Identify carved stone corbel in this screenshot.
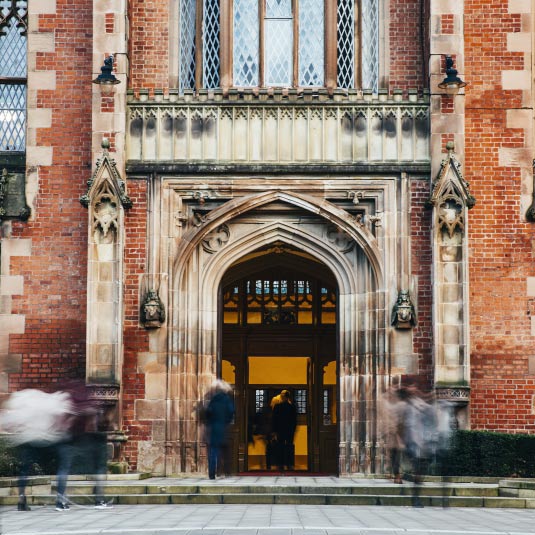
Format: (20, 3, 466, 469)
(391, 289, 417, 329)
(140, 289, 166, 329)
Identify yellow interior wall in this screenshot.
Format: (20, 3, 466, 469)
(222, 360, 235, 385)
(324, 360, 336, 384)
(248, 356, 308, 384)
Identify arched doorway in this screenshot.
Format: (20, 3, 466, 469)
(166, 190, 387, 476)
(219, 244, 338, 474)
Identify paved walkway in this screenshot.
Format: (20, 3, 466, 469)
(2, 503, 535, 535)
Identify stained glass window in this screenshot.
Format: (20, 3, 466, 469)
(0, 0, 27, 152)
(223, 276, 335, 326)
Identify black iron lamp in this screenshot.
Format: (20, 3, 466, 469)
(438, 55, 467, 90)
(92, 56, 120, 85)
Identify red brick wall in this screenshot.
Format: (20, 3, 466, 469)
(389, 0, 426, 91)
(121, 179, 150, 468)
(465, 0, 535, 431)
(8, 0, 93, 391)
(410, 178, 433, 389)
(129, 0, 170, 93)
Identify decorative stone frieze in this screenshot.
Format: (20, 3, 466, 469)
(126, 96, 430, 165)
(435, 385, 470, 403)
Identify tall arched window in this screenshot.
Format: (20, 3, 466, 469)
(178, 0, 379, 93)
(0, 0, 27, 152)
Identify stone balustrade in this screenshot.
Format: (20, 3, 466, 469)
(126, 89, 430, 166)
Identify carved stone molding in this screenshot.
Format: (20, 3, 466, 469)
(140, 289, 166, 329)
(435, 386, 470, 404)
(428, 143, 476, 212)
(87, 384, 120, 406)
(201, 223, 230, 253)
(325, 224, 356, 253)
(80, 139, 132, 210)
(0, 168, 30, 220)
(391, 289, 417, 329)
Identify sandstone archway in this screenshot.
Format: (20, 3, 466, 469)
(165, 191, 387, 475)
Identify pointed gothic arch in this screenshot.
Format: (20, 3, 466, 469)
(164, 190, 389, 475)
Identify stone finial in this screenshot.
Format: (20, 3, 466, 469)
(446, 141, 455, 153)
(102, 138, 110, 150)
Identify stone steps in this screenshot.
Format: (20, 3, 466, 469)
(3, 492, 534, 508)
(3, 476, 534, 508)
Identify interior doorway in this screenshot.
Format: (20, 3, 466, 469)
(220, 245, 338, 474)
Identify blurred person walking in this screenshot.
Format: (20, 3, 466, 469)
(271, 389, 297, 471)
(378, 386, 407, 484)
(401, 385, 437, 507)
(204, 380, 235, 479)
(0, 388, 76, 511)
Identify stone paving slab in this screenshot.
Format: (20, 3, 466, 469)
(2, 504, 535, 535)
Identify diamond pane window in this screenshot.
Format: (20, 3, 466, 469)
(0, 84, 25, 151)
(265, 20, 292, 86)
(0, 0, 27, 152)
(298, 0, 324, 86)
(266, 0, 291, 17)
(179, 0, 196, 92)
(233, 0, 259, 86)
(337, 0, 355, 89)
(203, 0, 220, 89)
(0, 12, 26, 77)
(361, 0, 379, 91)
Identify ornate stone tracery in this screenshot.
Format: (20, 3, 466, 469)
(81, 140, 132, 395)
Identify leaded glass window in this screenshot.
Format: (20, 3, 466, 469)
(179, 0, 196, 92)
(336, 0, 355, 89)
(361, 0, 379, 91)
(233, 0, 259, 86)
(224, 275, 336, 326)
(203, 0, 220, 88)
(0, 0, 27, 152)
(264, 0, 292, 86)
(299, 0, 324, 86)
(179, 0, 379, 91)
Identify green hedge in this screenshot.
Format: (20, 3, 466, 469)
(443, 430, 535, 477)
(0, 437, 58, 477)
(0, 436, 104, 477)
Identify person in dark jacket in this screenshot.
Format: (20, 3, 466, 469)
(271, 389, 297, 470)
(205, 380, 235, 479)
